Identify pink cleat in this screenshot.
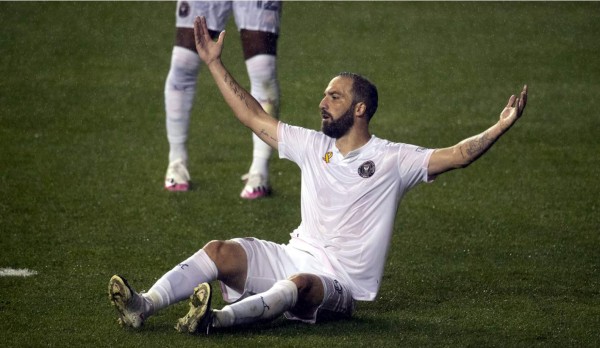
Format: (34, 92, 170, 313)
(165, 159, 190, 191)
(240, 173, 271, 200)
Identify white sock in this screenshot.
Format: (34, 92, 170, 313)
(143, 249, 218, 313)
(245, 54, 279, 177)
(165, 46, 201, 164)
(213, 279, 297, 328)
(250, 133, 271, 177)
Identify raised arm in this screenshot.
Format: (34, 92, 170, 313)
(193, 16, 279, 149)
(428, 85, 528, 178)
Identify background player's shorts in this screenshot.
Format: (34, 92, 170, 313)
(175, 0, 282, 34)
(221, 237, 355, 323)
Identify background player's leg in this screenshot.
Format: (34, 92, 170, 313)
(164, 28, 199, 191)
(240, 30, 280, 199)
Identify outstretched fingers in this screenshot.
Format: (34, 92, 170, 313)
(193, 16, 207, 50)
(504, 84, 529, 119)
(193, 16, 225, 65)
(506, 94, 516, 108)
(519, 85, 528, 114)
(216, 30, 226, 47)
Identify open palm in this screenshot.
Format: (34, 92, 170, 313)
(500, 85, 528, 126)
(193, 16, 225, 67)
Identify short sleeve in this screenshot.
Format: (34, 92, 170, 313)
(397, 144, 434, 190)
(278, 122, 317, 165)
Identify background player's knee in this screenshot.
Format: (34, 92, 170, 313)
(246, 54, 279, 117)
(165, 46, 201, 120)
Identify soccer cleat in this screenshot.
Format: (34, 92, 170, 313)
(240, 173, 271, 200)
(108, 275, 146, 328)
(165, 159, 190, 191)
(175, 283, 213, 335)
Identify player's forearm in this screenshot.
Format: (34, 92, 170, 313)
(455, 121, 508, 168)
(206, 59, 265, 128)
(429, 87, 526, 177)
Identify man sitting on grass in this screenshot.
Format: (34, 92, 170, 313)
(109, 16, 528, 334)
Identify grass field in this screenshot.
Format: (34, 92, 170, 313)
(1, 1, 599, 347)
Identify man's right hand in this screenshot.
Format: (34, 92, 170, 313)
(193, 16, 225, 67)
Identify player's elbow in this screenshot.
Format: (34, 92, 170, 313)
(238, 111, 262, 129)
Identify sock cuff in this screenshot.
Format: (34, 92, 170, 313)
(191, 249, 219, 279)
(273, 279, 298, 307)
(172, 46, 201, 68)
(245, 54, 279, 104)
(245, 54, 276, 73)
(250, 131, 272, 176)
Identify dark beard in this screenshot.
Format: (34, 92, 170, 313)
(322, 104, 355, 138)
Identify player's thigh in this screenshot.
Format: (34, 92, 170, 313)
(240, 30, 278, 59)
(221, 237, 298, 302)
(233, 1, 281, 59)
(174, 27, 220, 52)
(173, 1, 231, 51)
(232, 1, 281, 33)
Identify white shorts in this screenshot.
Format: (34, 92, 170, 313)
(221, 237, 355, 323)
(175, 0, 282, 34)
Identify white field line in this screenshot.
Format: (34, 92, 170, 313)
(0, 268, 38, 277)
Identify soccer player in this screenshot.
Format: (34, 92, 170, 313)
(164, 1, 281, 199)
(109, 16, 528, 333)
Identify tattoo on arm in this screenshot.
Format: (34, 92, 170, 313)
(259, 129, 277, 143)
(460, 131, 496, 162)
(224, 72, 249, 108)
(222, 72, 275, 143)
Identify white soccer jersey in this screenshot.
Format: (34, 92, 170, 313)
(278, 122, 434, 301)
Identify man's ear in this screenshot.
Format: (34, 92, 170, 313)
(354, 102, 367, 118)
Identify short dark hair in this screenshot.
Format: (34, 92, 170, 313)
(337, 72, 378, 121)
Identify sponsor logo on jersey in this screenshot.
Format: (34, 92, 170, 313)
(358, 160, 376, 178)
(323, 151, 333, 164)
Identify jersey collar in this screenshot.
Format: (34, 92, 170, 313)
(332, 135, 376, 162)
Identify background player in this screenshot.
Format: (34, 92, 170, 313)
(164, 0, 282, 199)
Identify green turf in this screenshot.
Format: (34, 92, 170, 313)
(1, 1, 598, 347)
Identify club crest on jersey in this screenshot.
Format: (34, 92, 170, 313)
(358, 160, 376, 178)
(178, 1, 190, 18)
(323, 151, 333, 164)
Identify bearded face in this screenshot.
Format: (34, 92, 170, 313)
(321, 102, 356, 138)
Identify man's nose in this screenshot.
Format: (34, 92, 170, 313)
(319, 97, 327, 110)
